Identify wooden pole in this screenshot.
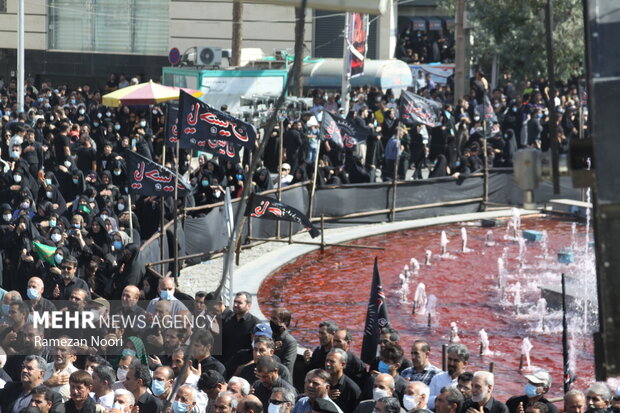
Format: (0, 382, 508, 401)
(231, 1, 243, 67)
(390, 151, 399, 222)
(160, 116, 167, 276)
(247, 237, 385, 250)
(545, 0, 560, 194)
(128, 194, 134, 243)
(308, 144, 321, 218)
(288, 222, 293, 244)
(173, 134, 180, 286)
(276, 120, 284, 238)
(442, 344, 447, 371)
(489, 362, 494, 373)
(482, 120, 489, 211)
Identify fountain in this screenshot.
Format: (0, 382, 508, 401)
(449, 321, 461, 343)
(426, 294, 437, 319)
(541, 230, 549, 260)
(461, 227, 472, 253)
(413, 283, 428, 315)
(485, 230, 496, 247)
(536, 298, 547, 332)
(514, 282, 522, 314)
(410, 258, 420, 274)
(521, 337, 533, 371)
(479, 329, 493, 356)
(497, 258, 506, 291)
(398, 270, 410, 304)
(424, 250, 432, 265)
(440, 231, 449, 256)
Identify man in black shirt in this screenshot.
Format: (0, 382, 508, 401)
(125, 363, 162, 413)
(304, 321, 339, 372)
(75, 136, 97, 174)
(333, 328, 366, 389)
(252, 356, 296, 410)
(53, 123, 71, 164)
(325, 349, 361, 413)
(58, 256, 90, 301)
(461, 371, 508, 413)
(221, 292, 258, 364)
(191, 330, 226, 376)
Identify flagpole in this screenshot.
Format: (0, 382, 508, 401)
(561, 273, 570, 393)
(128, 193, 134, 243)
(161, 105, 168, 276)
(215, 0, 308, 300)
(482, 120, 489, 211)
(276, 120, 284, 238)
(341, 12, 351, 115)
(308, 142, 321, 218)
(173, 136, 180, 286)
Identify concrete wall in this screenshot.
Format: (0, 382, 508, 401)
(0, 0, 47, 50)
(169, 0, 313, 56)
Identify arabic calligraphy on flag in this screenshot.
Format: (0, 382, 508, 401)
(244, 193, 320, 238)
(125, 150, 190, 197)
(319, 111, 367, 149)
(177, 90, 256, 150)
(399, 90, 442, 127)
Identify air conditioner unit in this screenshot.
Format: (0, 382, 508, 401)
(196, 47, 222, 66)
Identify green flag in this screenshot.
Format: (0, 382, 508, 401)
(32, 241, 56, 266)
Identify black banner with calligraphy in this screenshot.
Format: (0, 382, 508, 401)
(166, 102, 240, 162)
(399, 90, 442, 128)
(348, 12, 369, 79)
(361, 257, 391, 365)
(320, 111, 367, 149)
(125, 150, 191, 197)
(480, 94, 500, 137)
(177, 90, 256, 149)
(244, 193, 320, 238)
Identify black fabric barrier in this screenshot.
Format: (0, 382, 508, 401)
(143, 171, 583, 266)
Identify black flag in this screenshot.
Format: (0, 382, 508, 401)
(177, 90, 256, 149)
(320, 111, 367, 149)
(244, 193, 320, 238)
(125, 150, 190, 197)
(166, 101, 240, 162)
(399, 90, 442, 127)
(479, 94, 500, 137)
(361, 257, 391, 365)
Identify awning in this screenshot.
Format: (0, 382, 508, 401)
(427, 17, 443, 31)
(408, 17, 427, 31)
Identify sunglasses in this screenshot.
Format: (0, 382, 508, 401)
(269, 400, 286, 405)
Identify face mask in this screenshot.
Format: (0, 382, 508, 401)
(373, 388, 389, 401)
(100, 214, 108, 222)
(113, 240, 123, 250)
(38, 97, 44, 103)
(64, 160, 72, 168)
(151, 379, 167, 396)
(236, 174, 243, 181)
(71, 99, 76, 105)
(140, 121, 147, 127)
(72, 178, 79, 185)
(214, 190, 221, 197)
(117, 368, 128, 382)
(268, 404, 281, 413)
(118, 203, 125, 211)
(1, 304, 9, 316)
(537, 113, 543, 119)
(269, 320, 282, 336)
(160, 290, 174, 300)
(3, 214, 11, 222)
(121, 348, 137, 358)
(27, 288, 40, 300)
(201, 180, 209, 187)
(474, 116, 481, 122)
(49, 219, 57, 227)
(113, 169, 122, 176)
(93, 121, 100, 127)
(114, 124, 121, 131)
(106, 111, 112, 117)
(54, 253, 64, 264)
(512, 107, 517, 112)
(172, 401, 188, 413)
(97, 113, 102, 119)
(79, 109, 85, 115)
(46, 191, 53, 199)
(525, 383, 540, 398)
(51, 233, 62, 243)
(403, 395, 419, 411)
(45, 178, 52, 186)
(21, 202, 30, 210)
(13, 175, 22, 183)
(73, 223, 81, 229)
(5, 111, 11, 117)
(378, 360, 392, 374)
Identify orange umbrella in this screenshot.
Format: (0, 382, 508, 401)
(102, 80, 203, 107)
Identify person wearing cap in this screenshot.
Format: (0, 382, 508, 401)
(293, 369, 343, 413)
(505, 369, 557, 413)
(460, 371, 507, 413)
(251, 356, 296, 411)
(278, 163, 293, 188)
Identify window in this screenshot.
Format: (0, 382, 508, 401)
(48, 0, 168, 54)
(0, 0, 7, 13)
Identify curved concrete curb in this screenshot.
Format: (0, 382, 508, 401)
(242, 208, 537, 321)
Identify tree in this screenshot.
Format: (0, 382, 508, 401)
(440, 0, 584, 83)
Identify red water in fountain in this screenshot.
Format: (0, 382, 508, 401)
(258, 216, 595, 402)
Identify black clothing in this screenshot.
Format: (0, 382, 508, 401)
(506, 395, 558, 413)
(344, 351, 367, 390)
(330, 374, 361, 413)
(59, 276, 91, 300)
(195, 355, 226, 376)
(239, 360, 292, 386)
(64, 396, 99, 413)
(136, 390, 163, 413)
(252, 377, 297, 412)
(308, 345, 330, 371)
(461, 397, 509, 413)
(221, 312, 258, 363)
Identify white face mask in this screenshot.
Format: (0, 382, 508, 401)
(403, 395, 419, 411)
(51, 233, 62, 243)
(46, 191, 53, 199)
(117, 368, 128, 382)
(373, 388, 389, 401)
(267, 403, 282, 413)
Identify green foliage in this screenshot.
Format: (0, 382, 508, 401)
(439, 0, 584, 82)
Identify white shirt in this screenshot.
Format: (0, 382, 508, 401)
(427, 371, 457, 409)
(91, 390, 115, 409)
(44, 362, 78, 402)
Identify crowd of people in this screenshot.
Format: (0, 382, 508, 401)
(0, 67, 590, 413)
